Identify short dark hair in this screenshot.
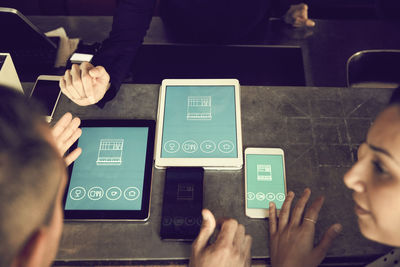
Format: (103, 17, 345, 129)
(0, 86, 62, 266)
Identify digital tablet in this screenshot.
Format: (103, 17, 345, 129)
(155, 79, 243, 170)
(63, 120, 155, 221)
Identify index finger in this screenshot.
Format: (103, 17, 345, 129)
(269, 202, 277, 236)
(215, 219, 238, 247)
(80, 63, 95, 104)
(278, 191, 295, 230)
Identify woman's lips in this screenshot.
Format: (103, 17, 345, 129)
(354, 202, 371, 215)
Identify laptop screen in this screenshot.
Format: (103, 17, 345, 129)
(0, 8, 57, 51)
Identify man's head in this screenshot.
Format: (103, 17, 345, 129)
(0, 86, 66, 267)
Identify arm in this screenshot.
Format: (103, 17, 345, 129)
(92, 0, 157, 107)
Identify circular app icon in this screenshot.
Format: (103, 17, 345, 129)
(162, 216, 172, 226)
(276, 193, 285, 202)
(173, 216, 185, 226)
(164, 140, 180, 153)
(266, 193, 275, 201)
(256, 192, 265, 201)
(106, 186, 122, 201)
(218, 140, 235, 153)
(185, 217, 196, 226)
(124, 187, 140, 201)
(200, 140, 216, 153)
(88, 186, 104, 201)
(70, 186, 86, 200)
(182, 140, 198, 153)
(247, 192, 255, 200)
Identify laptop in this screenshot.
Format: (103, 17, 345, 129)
(0, 7, 59, 81)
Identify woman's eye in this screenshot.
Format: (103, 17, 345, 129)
(372, 160, 388, 175)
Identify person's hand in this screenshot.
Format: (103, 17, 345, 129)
(52, 112, 82, 166)
(189, 209, 252, 267)
(269, 188, 342, 267)
(60, 62, 110, 106)
(284, 3, 315, 27)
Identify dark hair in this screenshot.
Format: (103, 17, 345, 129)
(0, 86, 62, 266)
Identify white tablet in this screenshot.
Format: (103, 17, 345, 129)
(155, 79, 243, 170)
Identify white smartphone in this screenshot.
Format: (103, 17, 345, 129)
(245, 147, 287, 218)
(30, 75, 61, 122)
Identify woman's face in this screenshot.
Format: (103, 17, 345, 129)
(344, 105, 400, 246)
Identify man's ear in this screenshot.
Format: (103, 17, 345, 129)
(12, 228, 48, 267)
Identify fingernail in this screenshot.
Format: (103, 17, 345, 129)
(269, 202, 274, 208)
(333, 224, 342, 234)
(288, 191, 294, 197)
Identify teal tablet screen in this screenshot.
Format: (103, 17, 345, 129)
(162, 86, 237, 158)
(246, 154, 286, 209)
(65, 127, 148, 211)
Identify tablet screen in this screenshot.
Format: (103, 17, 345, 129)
(65, 127, 149, 211)
(161, 86, 237, 158)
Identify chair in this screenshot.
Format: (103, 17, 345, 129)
(346, 50, 400, 88)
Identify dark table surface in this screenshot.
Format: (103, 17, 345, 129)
(35, 83, 392, 264)
(28, 16, 400, 87)
(21, 16, 400, 264)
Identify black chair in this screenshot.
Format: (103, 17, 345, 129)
(346, 50, 400, 88)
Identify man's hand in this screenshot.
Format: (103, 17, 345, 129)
(60, 62, 110, 106)
(284, 3, 315, 27)
(189, 209, 252, 267)
(269, 188, 342, 267)
(52, 112, 82, 166)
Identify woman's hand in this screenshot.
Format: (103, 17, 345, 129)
(269, 188, 342, 267)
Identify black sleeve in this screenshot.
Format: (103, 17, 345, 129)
(91, 0, 157, 108)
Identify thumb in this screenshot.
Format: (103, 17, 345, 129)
(192, 209, 216, 253)
(306, 19, 316, 27)
(312, 223, 342, 262)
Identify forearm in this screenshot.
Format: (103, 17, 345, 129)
(92, 0, 156, 107)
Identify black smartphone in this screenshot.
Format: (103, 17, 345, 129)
(160, 167, 204, 241)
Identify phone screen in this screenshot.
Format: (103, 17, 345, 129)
(160, 167, 203, 240)
(31, 80, 60, 116)
(246, 154, 286, 209)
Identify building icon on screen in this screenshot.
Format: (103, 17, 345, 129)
(187, 96, 212, 120)
(96, 139, 124, 166)
(257, 164, 272, 181)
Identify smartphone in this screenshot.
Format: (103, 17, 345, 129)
(160, 167, 204, 241)
(245, 148, 287, 218)
(30, 75, 61, 122)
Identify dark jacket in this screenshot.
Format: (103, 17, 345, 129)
(92, 0, 295, 107)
